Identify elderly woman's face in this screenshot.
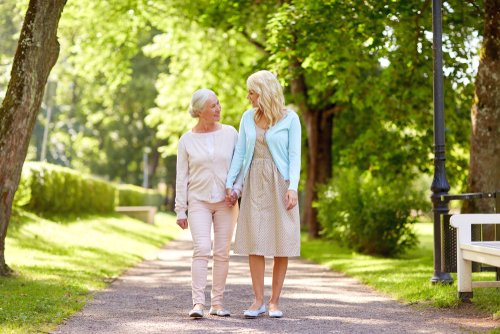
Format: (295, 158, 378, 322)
(247, 90, 259, 108)
(198, 94, 221, 123)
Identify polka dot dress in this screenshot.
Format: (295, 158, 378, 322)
(233, 126, 300, 257)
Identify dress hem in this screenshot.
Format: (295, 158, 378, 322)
(233, 251, 301, 258)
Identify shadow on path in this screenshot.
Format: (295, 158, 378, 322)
(53, 230, 499, 334)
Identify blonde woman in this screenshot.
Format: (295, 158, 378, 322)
(175, 88, 241, 318)
(226, 70, 301, 318)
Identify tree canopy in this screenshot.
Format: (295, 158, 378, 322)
(0, 0, 487, 238)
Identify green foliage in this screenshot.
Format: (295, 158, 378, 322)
(186, 0, 477, 194)
(0, 0, 25, 99)
(12, 169, 31, 208)
(26, 0, 168, 185)
(359, 0, 478, 192)
(1, 210, 180, 333)
(117, 184, 163, 208)
(315, 167, 426, 257)
(13, 162, 116, 214)
(301, 221, 500, 318)
(267, 0, 385, 108)
(144, 13, 258, 155)
(1, 0, 483, 233)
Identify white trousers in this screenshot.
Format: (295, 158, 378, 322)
(188, 200, 238, 306)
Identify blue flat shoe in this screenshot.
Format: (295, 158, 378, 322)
(268, 309, 283, 318)
(243, 304, 266, 319)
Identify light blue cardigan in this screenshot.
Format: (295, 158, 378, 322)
(226, 108, 301, 191)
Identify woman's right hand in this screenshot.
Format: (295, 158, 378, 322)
(225, 188, 238, 207)
(176, 218, 188, 229)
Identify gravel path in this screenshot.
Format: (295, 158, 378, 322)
(53, 230, 499, 334)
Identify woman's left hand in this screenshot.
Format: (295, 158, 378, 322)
(285, 190, 298, 210)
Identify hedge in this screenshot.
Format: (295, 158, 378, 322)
(13, 162, 116, 214)
(117, 184, 164, 208)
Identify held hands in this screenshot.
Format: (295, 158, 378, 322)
(285, 190, 298, 210)
(225, 188, 238, 207)
(176, 218, 188, 230)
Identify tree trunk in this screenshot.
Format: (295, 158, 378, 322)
(149, 148, 160, 187)
(463, 0, 500, 240)
(289, 61, 334, 238)
(0, 0, 67, 276)
(302, 108, 334, 238)
(149, 139, 167, 188)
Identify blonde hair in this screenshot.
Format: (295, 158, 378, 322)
(247, 70, 285, 126)
(188, 88, 216, 118)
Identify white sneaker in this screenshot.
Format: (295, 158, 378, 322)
(189, 307, 204, 318)
(209, 307, 231, 317)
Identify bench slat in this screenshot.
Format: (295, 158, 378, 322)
(471, 241, 500, 250)
(463, 242, 500, 257)
(462, 248, 500, 267)
(472, 281, 500, 288)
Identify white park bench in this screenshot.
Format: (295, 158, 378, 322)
(116, 206, 157, 225)
(450, 214, 500, 300)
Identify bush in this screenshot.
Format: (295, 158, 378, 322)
(117, 184, 163, 208)
(314, 168, 426, 257)
(13, 162, 116, 214)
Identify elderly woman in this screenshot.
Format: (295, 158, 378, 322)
(226, 70, 301, 319)
(175, 88, 241, 318)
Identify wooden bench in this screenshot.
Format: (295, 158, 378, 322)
(450, 214, 500, 300)
(116, 206, 157, 225)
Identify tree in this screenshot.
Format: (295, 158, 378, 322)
(143, 0, 480, 238)
(0, 0, 484, 251)
(0, 0, 67, 276)
(142, 2, 262, 189)
(45, 1, 166, 185)
(464, 1, 500, 216)
(0, 1, 23, 97)
(155, 0, 356, 237)
(266, 1, 387, 237)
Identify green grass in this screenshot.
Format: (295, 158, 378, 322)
(2, 212, 498, 333)
(301, 221, 500, 320)
(0, 210, 180, 334)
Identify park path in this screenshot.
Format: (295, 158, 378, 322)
(53, 230, 499, 334)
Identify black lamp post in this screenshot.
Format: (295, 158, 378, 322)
(430, 0, 453, 284)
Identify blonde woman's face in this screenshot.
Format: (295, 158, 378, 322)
(199, 94, 221, 123)
(247, 90, 259, 108)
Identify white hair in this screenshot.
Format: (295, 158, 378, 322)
(189, 88, 216, 118)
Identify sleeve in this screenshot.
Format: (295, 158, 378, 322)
(174, 137, 189, 219)
(233, 170, 245, 197)
(288, 113, 302, 191)
(226, 115, 247, 189)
